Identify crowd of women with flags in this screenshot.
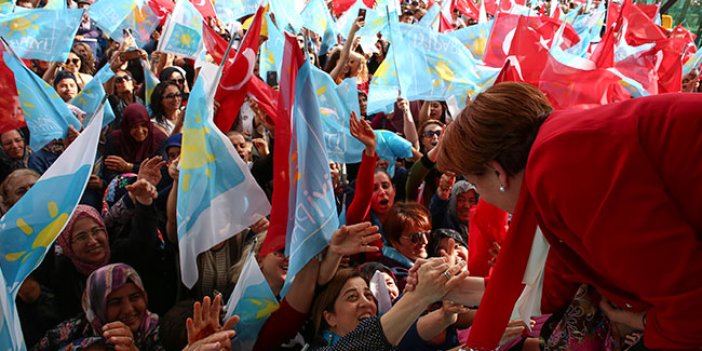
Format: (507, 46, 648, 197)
(0, 0, 700, 349)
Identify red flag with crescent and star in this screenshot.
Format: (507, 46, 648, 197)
(213, 6, 265, 133)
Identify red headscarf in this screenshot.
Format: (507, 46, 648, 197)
(109, 103, 167, 163)
(56, 205, 111, 276)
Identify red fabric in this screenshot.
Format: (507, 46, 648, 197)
(467, 94, 702, 350)
(467, 199, 508, 278)
(591, 23, 616, 69)
(483, 14, 579, 68)
(345, 152, 377, 225)
(505, 15, 550, 82)
(213, 6, 264, 133)
(652, 38, 686, 93)
(189, 0, 216, 19)
(452, 0, 479, 21)
(247, 77, 280, 121)
(202, 21, 229, 65)
(0, 43, 25, 134)
(607, 0, 666, 46)
(494, 57, 526, 84)
(147, 0, 174, 25)
(332, 0, 376, 16)
(260, 33, 305, 257)
(252, 298, 308, 351)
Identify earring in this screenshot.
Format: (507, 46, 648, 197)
(499, 185, 506, 192)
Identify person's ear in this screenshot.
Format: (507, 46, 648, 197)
(487, 160, 510, 191)
(323, 310, 337, 330)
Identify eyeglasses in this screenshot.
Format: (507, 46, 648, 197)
(115, 76, 132, 83)
(170, 78, 185, 85)
(72, 227, 106, 244)
(403, 230, 430, 244)
(66, 58, 80, 65)
(422, 130, 442, 138)
(163, 92, 182, 100)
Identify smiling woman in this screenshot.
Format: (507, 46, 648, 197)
(32, 263, 164, 351)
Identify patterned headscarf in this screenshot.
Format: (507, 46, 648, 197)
(56, 205, 111, 276)
(101, 173, 137, 216)
(82, 263, 159, 343)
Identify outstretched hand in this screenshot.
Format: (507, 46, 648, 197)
(138, 156, 166, 186)
(187, 294, 240, 345)
(350, 111, 376, 156)
(126, 178, 158, 206)
(329, 222, 382, 257)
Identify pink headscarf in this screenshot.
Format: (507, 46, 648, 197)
(56, 205, 111, 276)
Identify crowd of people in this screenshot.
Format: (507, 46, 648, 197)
(2, 0, 701, 350)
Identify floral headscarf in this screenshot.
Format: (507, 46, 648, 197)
(56, 205, 111, 276)
(82, 263, 159, 344)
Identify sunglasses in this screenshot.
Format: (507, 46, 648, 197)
(164, 93, 182, 100)
(422, 130, 442, 138)
(170, 78, 185, 85)
(404, 230, 430, 244)
(66, 58, 80, 65)
(115, 76, 132, 83)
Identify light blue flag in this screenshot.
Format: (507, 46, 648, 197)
(269, 0, 303, 31)
(224, 250, 279, 351)
(43, 0, 66, 10)
(0, 264, 25, 350)
(215, 0, 259, 25)
(562, 5, 580, 24)
(282, 60, 339, 295)
(69, 67, 116, 128)
(0, 101, 103, 298)
(683, 48, 702, 76)
(0, 8, 83, 61)
(157, 0, 204, 59)
(568, 6, 605, 57)
(418, 3, 440, 29)
(301, 0, 333, 37)
(337, 1, 371, 39)
(3, 47, 81, 151)
(177, 70, 271, 289)
(89, 0, 160, 48)
(143, 61, 160, 115)
(446, 20, 494, 62)
(258, 13, 284, 82)
(0, 0, 13, 14)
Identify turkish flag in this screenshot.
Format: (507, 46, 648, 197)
(452, 0, 479, 21)
(247, 77, 279, 123)
(468, 199, 509, 278)
(332, 0, 376, 16)
(260, 33, 305, 257)
(148, 0, 175, 25)
(0, 42, 25, 134)
(189, 0, 216, 20)
(202, 20, 229, 65)
(213, 6, 265, 133)
(591, 24, 616, 69)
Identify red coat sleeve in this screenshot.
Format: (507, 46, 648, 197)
(345, 152, 377, 225)
(253, 298, 308, 351)
(527, 94, 702, 350)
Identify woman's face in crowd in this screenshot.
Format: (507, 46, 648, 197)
(114, 72, 134, 95)
(1, 130, 25, 160)
(428, 101, 443, 120)
(56, 79, 78, 102)
(105, 282, 147, 333)
(421, 124, 442, 152)
(129, 122, 149, 143)
(455, 189, 478, 224)
(65, 52, 82, 73)
(168, 71, 186, 92)
(393, 221, 430, 261)
(73, 44, 90, 61)
(358, 94, 367, 116)
(324, 277, 377, 337)
(4, 174, 37, 207)
(371, 172, 395, 215)
(166, 146, 181, 162)
(259, 249, 288, 288)
(381, 272, 399, 300)
(228, 134, 250, 162)
(70, 217, 109, 266)
(347, 53, 362, 78)
(161, 85, 182, 113)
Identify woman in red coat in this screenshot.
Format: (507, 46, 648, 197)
(434, 82, 702, 350)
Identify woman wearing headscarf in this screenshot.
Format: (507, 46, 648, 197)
(104, 103, 167, 182)
(51, 205, 111, 320)
(32, 263, 164, 351)
(0, 129, 31, 183)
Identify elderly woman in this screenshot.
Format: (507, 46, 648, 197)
(430, 179, 478, 239)
(308, 260, 466, 351)
(32, 263, 163, 350)
(436, 82, 702, 350)
(0, 129, 30, 183)
(0, 168, 39, 215)
(104, 104, 167, 181)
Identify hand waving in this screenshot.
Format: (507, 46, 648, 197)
(187, 294, 240, 345)
(350, 111, 376, 156)
(329, 222, 382, 257)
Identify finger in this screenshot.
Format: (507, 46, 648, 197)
(102, 321, 128, 332)
(211, 294, 222, 322)
(361, 244, 381, 253)
(107, 335, 133, 346)
(186, 317, 194, 335)
(202, 296, 212, 323)
(193, 300, 203, 326)
(445, 270, 470, 291)
(364, 233, 382, 243)
(222, 315, 240, 330)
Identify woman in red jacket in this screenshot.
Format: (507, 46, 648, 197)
(435, 82, 702, 350)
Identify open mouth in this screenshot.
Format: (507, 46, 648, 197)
(358, 313, 372, 321)
(379, 199, 389, 206)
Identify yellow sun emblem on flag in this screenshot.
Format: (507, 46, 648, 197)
(6, 14, 40, 37)
(180, 113, 215, 192)
(4, 202, 69, 264)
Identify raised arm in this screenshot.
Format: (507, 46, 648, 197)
(330, 16, 365, 81)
